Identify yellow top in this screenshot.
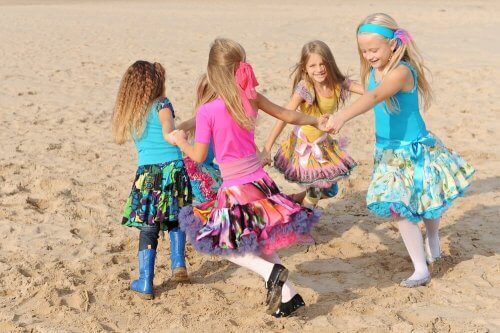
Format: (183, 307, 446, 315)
(299, 92, 338, 141)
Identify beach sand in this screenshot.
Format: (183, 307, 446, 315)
(0, 0, 499, 331)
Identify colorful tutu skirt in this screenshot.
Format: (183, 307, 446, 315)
(274, 127, 356, 188)
(122, 159, 192, 231)
(367, 132, 475, 222)
(179, 174, 320, 255)
(184, 157, 222, 205)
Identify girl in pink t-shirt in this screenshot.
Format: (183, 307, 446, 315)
(171, 38, 326, 317)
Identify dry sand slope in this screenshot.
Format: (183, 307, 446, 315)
(0, 0, 499, 332)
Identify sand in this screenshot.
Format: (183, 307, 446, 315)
(0, 0, 499, 332)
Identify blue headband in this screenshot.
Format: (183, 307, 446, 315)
(358, 24, 394, 39)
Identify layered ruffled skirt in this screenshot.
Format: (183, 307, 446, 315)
(121, 160, 192, 231)
(184, 157, 222, 205)
(367, 133, 475, 222)
(274, 127, 356, 188)
(179, 174, 320, 255)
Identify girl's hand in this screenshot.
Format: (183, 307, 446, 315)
(166, 132, 178, 146)
(316, 114, 330, 132)
(259, 148, 272, 166)
(326, 112, 346, 134)
(172, 130, 188, 147)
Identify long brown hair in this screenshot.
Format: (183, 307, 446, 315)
(112, 61, 165, 144)
(290, 40, 348, 111)
(207, 38, 254, 130)
(357, 13, 433, 111)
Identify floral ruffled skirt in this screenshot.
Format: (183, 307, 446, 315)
(184, 157, 222, 205)
(367, 133, 475, 222)
(122, 160, 192, 231)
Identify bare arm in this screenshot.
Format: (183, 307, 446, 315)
(349, 81, 365, 95)
(173, 130, 209, 163)
(176, 117, 196, 132)
(256, 93, 321, 128)
(264, 93, 303, 153)
(328, 66, 411, 133)
(158, 107, 176, 145)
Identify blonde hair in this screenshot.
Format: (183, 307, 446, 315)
(207, 38, 254, 130)
(291, 40, 348, 112)
(184, 73, 218, 138)
(112, 61, 165, 144)
(194, 73, 217, 112)
(357, 13, 433, 111)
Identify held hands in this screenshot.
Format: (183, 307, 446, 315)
(169, 129, 188, 147)
(325, 112, 347, 134)
(316, 114, 330, 132)
(311, 113, 344, 134)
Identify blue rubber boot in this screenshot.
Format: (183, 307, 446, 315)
(322, 183, 339, 198)
(169, 227, 189, 283)
(130, 249, 156, 299)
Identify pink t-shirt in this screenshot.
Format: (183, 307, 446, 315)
(195, 98, 267, 187)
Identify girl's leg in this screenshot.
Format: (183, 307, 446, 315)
(168, 226, 189, 282)
(226, 253, 288, 313)
(397, 219, 430, 281)
(226, 253, 274, 280)
(290, 190, 307, 204)
(132, 224, 160, 299)
(139, 223, 160, 250)
(423, 218, 441, 260)
(302, 187, 321, 208)
(321, 182, 339, 199)
(260, 252, 297, 303)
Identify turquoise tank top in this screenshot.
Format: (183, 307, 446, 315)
(367, 61, 427, 141)
(134, 98, 183, 166)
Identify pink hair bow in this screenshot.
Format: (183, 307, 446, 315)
(235, 62, 259, 100)
(394, 29, 412, 46)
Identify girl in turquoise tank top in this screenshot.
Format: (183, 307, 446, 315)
(112, 61, 193, 300)
(326, 14, 474, 288)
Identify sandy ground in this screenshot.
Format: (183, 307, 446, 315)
(0, 0, 499, 332)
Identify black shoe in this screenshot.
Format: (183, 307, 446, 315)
(265, 264, 289, 314)
(272, 294, 305, 318)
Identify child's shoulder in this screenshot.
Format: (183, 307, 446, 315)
(294, 80, 315, 105)
(393, 60, 416, 77)
(155, 97, 175, 118)
(390, 63, 415, 82)
(158, 97, 174, 110)
(199, 98, 224, 113)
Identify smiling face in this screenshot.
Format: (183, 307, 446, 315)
(305, 53, 328, 84)
(357, 33, 395, 70)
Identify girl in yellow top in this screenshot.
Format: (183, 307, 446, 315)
(263, 40, 363, 206)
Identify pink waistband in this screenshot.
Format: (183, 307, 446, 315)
(218, 154, 262, 180)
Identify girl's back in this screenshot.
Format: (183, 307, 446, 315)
(195, 97, 257, 164)
(113, 60, 193, 299)
(135, 98, 182, 166)
(176, 38, 322, 317)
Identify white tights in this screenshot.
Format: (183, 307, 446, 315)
(226, 252, 297, 303)
(423, 218, 441, 258)
(260, 252, 297, 303)
(398, 219, 430, 280)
